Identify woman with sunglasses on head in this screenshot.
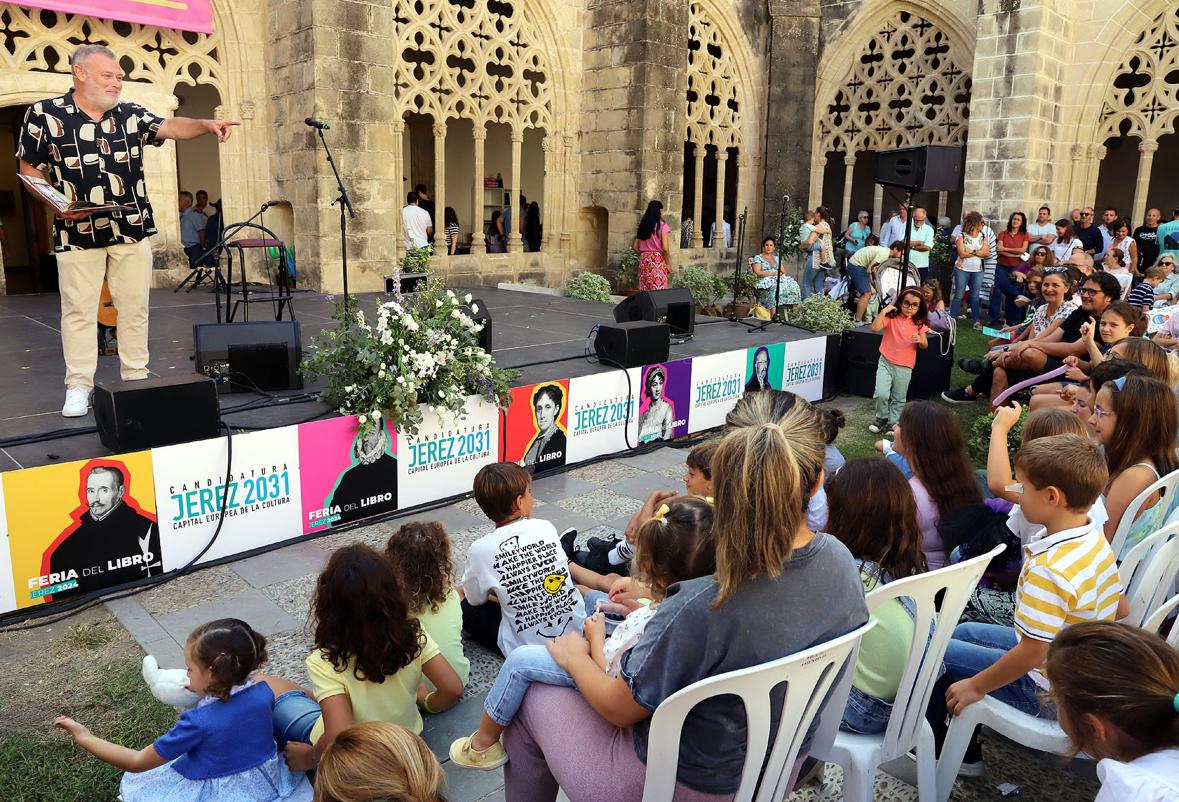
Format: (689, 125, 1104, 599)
(843, 210, 871, 260)
(1088, 374, 1179, 558)
(1150, 255, 1179, 307)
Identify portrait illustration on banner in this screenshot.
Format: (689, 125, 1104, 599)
(637, 360, 691, 443)
(518, 382, 569, 470)
(326, 422, 399, 527)
(39, 459, 159, 602)
(299, 415, 398, 534)
(744, 343, 784, 393)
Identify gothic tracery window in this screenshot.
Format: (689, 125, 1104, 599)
(685, 1, 741, 152)
(1097, 6, 1179, 142)
(0, 5, 224, 92)
(392, 0, 553, 130)
(817, 11, 971, 156)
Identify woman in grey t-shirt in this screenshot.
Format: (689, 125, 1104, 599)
(500, 391, 868, 801)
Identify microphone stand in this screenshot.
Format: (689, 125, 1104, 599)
(313, 125, 357, 319)
(728, 207, 760, 331)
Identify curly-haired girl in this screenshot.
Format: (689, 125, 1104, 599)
(386, 521, 470, 687)
(282, 545, 464, 772)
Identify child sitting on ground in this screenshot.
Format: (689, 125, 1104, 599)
(460, 462, 587, 657)
(282, 545, 464, 772)
(386, 521, 470, 688)
(1046, 621, 1179, 802)
(314, 722, 445, 802)
(821, 408, 847, 478)
(449, 495, 716, 770)
(55, 618, 312, 801)
(827, 459, 927, 734)
(926, 434, 1127, 775)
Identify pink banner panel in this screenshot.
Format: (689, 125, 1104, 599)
(14, 0, 213, 34)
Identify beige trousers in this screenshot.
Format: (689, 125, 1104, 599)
(56, 240, 152, 390)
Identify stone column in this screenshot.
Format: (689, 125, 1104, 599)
(962, 0, 1075, 219)
(508, 130, 523, 253)
(432, 122, 447, 256)
(872, 184, 884, 235)
(1132, 140, 1157, 224)
(541, 135, 555, 251)
(471, 125, 486, 255)
(764, 0, 821, 213)
(713, 150, 728, 249)
(392, 118, 405, 265)
(840, 154, 856, 232)
(1085, 145, 1106, 207)
(691, 144, 705, 248)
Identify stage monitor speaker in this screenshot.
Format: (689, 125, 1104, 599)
(467, 298, 492, 353)
(194, 321, 302, 394)
(94, 374, 221, 452)
(594, 321, 670, 368)
(874, 145, 962, 192)
(384, 272, 429, 294)
(612, 288, 695, 336)
(839, 328, 953, 399)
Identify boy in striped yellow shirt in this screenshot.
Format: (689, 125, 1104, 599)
(927, 434, 1127, 775)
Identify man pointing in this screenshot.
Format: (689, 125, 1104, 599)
(17, 44, 239, 417)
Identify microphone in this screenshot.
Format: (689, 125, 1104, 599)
(260, 200, 280, 210)
(304, 117, 330, 130)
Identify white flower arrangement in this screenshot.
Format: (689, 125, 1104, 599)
(302, 277, 515, 436)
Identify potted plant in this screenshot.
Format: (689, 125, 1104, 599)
(724, 269, 760, 319)
(670, 266, 726, 316)
(401, 244, 433, 274)
(301, 277, 515, 437)
(613, 249, 640, 295)
(789, 294, 855, 334)
(566, 271, 613, 303)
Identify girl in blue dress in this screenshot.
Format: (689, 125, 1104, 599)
(55, 618, 312, 802)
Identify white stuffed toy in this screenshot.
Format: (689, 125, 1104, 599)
(142, 655, 200, 710)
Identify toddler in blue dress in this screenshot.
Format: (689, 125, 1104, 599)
(55, 618, 312, 802)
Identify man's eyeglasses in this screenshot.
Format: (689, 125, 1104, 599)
(1079, 287, 1099, 296)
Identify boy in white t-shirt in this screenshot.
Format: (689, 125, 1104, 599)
(459, 462, 586, 656)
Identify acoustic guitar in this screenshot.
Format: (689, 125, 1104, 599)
(98, 279, 118, 355)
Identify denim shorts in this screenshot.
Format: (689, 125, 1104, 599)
(272, 689, 321, 746)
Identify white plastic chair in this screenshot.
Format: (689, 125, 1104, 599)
(1109, 468, 1179, 558)
(811, 545, 1004, 802)
(1118, 523, 1179, 627)
(1143, 592, 1179, 648)
(640, 620, 875, 802)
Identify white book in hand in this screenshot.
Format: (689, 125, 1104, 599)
(18, 174, 133, 214)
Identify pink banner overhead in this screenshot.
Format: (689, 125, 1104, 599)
(15, 0, 213, 34)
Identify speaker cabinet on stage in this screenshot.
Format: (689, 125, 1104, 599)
(94, 374, 221, 452)
(874, 145, 962, 192)
(594, 321, 670, 368)
(613, 289, 694, 336)
(194, 321, 303, 393)
(838, 328, 953, 399)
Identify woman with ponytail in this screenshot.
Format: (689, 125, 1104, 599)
(500, 390, 868, 801)
(1047, 622, 1179, 801)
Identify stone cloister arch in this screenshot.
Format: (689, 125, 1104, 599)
(1085, 5, 1179, 224)
(681, 0, 760, 252)
(388, 0, 571, 258)
(811, 6, 973, 231)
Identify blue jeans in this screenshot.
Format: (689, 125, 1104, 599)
(950, 269, 982, 321)
(183, 243, 205, 268)
(272, 689, 321, 746)
(926, 622, 1054, 748)
(845, 262, 872, 295)
(989, 267, 1023, 324)
(484, 644, 577, 727)
(801, 252, 826, 298)
(840, 685, 893, 735)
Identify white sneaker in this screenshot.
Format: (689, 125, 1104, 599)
(62, 387, 91, 417)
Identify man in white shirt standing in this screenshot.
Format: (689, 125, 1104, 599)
(402, 191, 433, 251)
(1097, 206, 1118, 260)
(1028, 206, 1056, 247)
(907, 206, 934, 281)
(879, 203, 907, 251)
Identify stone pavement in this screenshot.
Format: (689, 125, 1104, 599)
(102, 443, 1098, 802)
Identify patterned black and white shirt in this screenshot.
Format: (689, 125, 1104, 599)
(16, 89, 165, 252)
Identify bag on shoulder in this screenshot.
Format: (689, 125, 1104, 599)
(937, 503, 1021, 585)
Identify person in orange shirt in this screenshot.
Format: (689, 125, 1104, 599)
(869, 287, 929, 433)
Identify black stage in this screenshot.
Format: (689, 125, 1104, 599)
(0, 285, 823, 471)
